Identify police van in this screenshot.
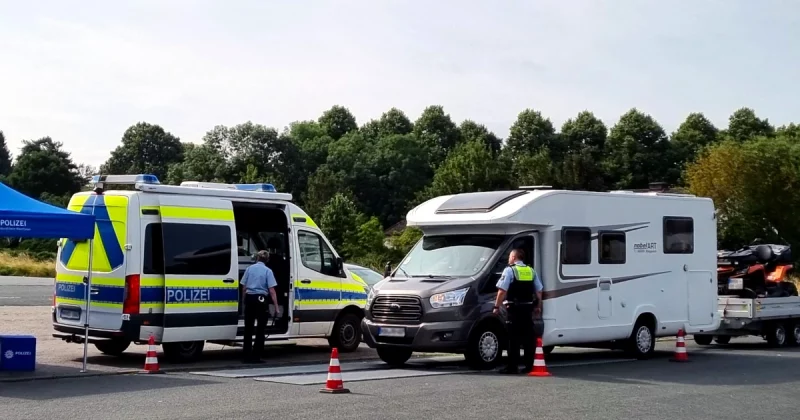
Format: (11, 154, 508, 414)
(52, 174, 369, 362)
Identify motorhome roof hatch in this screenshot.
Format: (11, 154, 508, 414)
(435, 190, 529, 214)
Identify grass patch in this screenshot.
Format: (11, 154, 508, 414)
(0, 251, 55, 277)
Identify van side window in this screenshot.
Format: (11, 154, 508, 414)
(298, 231, 340, 277)
(562, 228, 591, 265)
(143, 223, 164, 275)
(160, 223, 233, 275)
(664, 217, 694, 254)
(599, 231, 626, 264)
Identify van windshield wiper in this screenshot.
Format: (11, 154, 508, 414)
(412, 274, 454, 279)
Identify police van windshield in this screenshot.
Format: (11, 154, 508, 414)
(398, 235, 505, 278)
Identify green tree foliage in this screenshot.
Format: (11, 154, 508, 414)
(424, 140, 511, 199)
(0, 130, 11, 178)
(725, 107, 774, 142)
(362, 108, 414, 139)
(320, 193, 361, 253)
(459, 120, 501, 156)
(413, 105, 462, 167)
(318, 105, 358, 140)
(7, 137, 83, 199)
(101, 122, 183, 180)
(506, 109, 558, 156)
(605, 108, 673, 189)
(557, 111, 608, 190)
(671, 113, 719, 164)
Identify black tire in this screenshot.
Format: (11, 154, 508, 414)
(714, 336, 731, 345)
(543, 345, 555, 355)
(328, 312, 362, 353)
(377, 347, 412, 367)
(765, 323, 789, 348)
(789, 323, 800, 347)
(162, 341, 205, 363)
(625, 317, 656, 359)
(464, 322, 504, 370)
(693, 334, 713, 345)
(94, 339, 131, 356)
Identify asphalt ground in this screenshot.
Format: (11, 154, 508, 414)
(1, 337, 798, 420)
(0, 276, 52, 306)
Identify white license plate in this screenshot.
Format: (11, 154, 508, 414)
(378, 327, 405, 337)
(728, 277, 744, 290)
(60, 308, 81, 320)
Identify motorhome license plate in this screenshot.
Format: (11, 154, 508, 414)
(378, 327, 404, 337)
(60, 308, 81, 320)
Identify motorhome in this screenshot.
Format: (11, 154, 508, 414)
(361, 187, 720, 369)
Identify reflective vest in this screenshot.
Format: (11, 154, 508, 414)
(507, 264, 535, 304)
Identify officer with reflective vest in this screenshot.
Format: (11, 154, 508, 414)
(492, 248, 543, 374)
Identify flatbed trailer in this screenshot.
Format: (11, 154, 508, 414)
(694, 295, 800, 347)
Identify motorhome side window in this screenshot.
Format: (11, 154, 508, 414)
(562, 228, 591, 264)
(298, 230, 340, 277)
(663, 217, 694, 254)
(145, 222, 233, 275)
(599, 231, 626, 264)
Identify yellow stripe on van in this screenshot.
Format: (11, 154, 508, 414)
(55, 274, 124, 287)
(160, 206, 234, 221)
(140, 277, 165, 287)
(291, 213, 318, 228)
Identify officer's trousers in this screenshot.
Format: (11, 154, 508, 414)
(506, 304, 535, 370)
(243, 293, 268, 361)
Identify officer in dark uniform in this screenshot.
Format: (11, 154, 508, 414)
(492, 248, 543, 374)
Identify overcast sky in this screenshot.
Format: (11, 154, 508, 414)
(1, 0, 798, 168)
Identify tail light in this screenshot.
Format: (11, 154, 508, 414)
(123, 274, 140, 315)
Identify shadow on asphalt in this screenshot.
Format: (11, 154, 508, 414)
(0, 374, 213, 401)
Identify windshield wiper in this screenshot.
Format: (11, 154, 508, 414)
(393, 266, 411, 279)
(412, 274, 454, 279)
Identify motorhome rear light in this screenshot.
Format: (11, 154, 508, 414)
(123, 274, 140, 315)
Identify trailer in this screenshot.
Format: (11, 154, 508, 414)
(694, 295, 800, 347)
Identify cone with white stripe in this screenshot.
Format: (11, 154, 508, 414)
(670, 328, 690, 363)
(527, 337, 552, 377)
(143, 334, 164, 374)
(320, 347, 350, 393)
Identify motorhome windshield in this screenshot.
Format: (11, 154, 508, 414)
(398, 235, 505, 278)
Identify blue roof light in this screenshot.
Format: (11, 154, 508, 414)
(234, 183, 277, 192)
(91, 174, 161, 185)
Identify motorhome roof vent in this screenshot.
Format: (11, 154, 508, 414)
(435, 190, 529, 214)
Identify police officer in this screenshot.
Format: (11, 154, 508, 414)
(240, 250, 280, 363)
(492, 248, 543, 374)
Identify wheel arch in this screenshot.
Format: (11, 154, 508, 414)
(327, 305, 365, 336)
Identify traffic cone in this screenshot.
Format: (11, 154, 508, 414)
(143, 334, 164, 374)
(670, 329, 690, 363)
(320, 348, 350, 394)
(528, 337, 552, 377)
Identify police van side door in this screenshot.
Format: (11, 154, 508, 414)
(158, 196, 239, 342)
(294, 228, 345, 336)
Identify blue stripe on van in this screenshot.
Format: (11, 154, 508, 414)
(55, 282, 124, 304)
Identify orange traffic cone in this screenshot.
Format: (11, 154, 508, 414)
(320, 348, 350, 394)
(143, 334, 164, 374)
(528, 337, 552, 377)
(670, 329, 690, 363)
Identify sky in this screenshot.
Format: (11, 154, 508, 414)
(1, 0, 798, 168)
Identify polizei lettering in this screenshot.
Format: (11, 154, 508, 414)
(0, 219, 26, 228)
(167, 289, 211, 303)
(57, 283, 77, 293)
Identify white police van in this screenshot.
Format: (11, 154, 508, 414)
(52, 174, 369, 362)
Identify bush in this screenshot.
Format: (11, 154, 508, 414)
(0, 251, 56, 277)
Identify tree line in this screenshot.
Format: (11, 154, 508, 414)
(1, 105, 799, 269)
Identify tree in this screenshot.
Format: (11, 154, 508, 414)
(557, 111, 608, 190)
(459, 120, 501, 155)
(7, 137, 83, 198)
(560, 111, 607, 154)
(604, 108, 673, 189)
(341, 216, 387, 260)
(413, 105, 462, 167)
(671, 113, 719, 164)
(165, 142, 226, 185)
(303, 165, 349, 220)
(0, 130, 11, 177)
(101, 122, 183, 181)
(511, 147, 555, 187)
(726, 107, 774, 142)
(318, 105, 358, 140)
(319, 193, 362, 254)
(367, 108, 414, 138)
(777, 123, 800, 140)
(506, 109, 558, 156)
(423, 140, 511, 199)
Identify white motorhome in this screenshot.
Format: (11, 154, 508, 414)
(361, 187, 721, 369)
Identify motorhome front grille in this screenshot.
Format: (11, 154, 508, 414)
(371, 295, 423, 322)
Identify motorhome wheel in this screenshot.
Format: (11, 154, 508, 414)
(626, 317, 655, 359)
(714, 336, 731, 345)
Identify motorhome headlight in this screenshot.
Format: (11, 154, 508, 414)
(429, 287, 469, 309)
(366, 288, 376, 310)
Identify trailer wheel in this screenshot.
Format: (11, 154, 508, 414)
(766, 323, 789, 348)
(693, 334, 713, 346)
(714, 336, 731, 345)
(789, 323, 800, 347)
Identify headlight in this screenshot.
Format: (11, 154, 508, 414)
(366, 288, 376, 309)
(429, 287, 469, 309)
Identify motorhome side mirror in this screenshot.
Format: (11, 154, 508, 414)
(383, 262, 392, 278)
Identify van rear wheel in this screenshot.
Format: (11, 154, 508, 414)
(625, 317, 655, 359)
(163, 341, 205, 363)
(94, 339, 130, 356)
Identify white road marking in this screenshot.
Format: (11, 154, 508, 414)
(549, 358, 636, 368)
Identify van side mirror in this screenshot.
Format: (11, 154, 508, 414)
(383, 262, 392, 278)
(336, 257, 344, 273)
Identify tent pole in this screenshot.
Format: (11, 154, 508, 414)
(81, 200, 97, 373)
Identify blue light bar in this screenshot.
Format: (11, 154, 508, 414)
(234, 183, 277, 192)
(91, 174, 161, 185)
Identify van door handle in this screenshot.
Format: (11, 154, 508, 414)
(223, 278, 235, 284)
(300, 279, 312, 284)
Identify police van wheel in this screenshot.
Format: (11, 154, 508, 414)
(163, 341, 205, 363)
(94, 339, 130, 356)
(328, 312, 362, 353)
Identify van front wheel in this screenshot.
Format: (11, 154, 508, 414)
(163, 341, 205, 363)
(465, 323, 503, 369)
(328, 312, 362, 353)
(377, 347, 412, 367)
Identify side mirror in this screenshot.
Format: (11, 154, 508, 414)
(383, 262, 392, 278)
(336, 257, 344, 272)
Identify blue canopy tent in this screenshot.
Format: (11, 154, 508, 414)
(0, 182, 96, 372)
